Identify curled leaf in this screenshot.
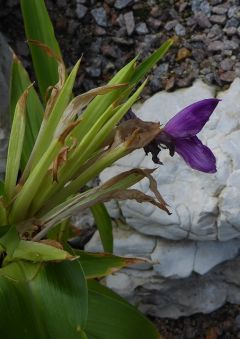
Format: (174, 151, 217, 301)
(28, 40, 66, 118)
(51, 146, 69, 183)
(33, 168, 170, 240)
(111, 188, 170, 215)
(111, 118, 161, 151)
(55, 83, 128, 138)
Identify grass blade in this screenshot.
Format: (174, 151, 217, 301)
(90, 203, 113, 253)
(10, 54, 44, 168)
(5, 85, 31, 199)
(20, 0, 62, 100)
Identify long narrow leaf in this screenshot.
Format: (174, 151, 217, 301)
(5, 85, 30, 199)
(90, 203, 113, 253)
(20, 0, 62, 99)
(77, 250, 145, 279)
(10, 55, 44, 168)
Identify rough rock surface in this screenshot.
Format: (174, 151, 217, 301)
(86, 79, 240, 317)
(100, 79, 240, 242)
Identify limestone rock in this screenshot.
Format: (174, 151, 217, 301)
(100, 79, 240, 242)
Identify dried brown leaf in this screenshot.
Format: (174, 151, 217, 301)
(39, 239, 63, 250)
(111, 118, 161, 151)
(56, 83, 128, 135)
(28, 40, 66, 117)
(111, 188, 170, 215)
(51, 146, 69, 183)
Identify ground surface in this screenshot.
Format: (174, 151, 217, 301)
(1, 0, 240, 337)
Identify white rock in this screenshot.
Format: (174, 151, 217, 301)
(91, 79, 240, 317)
(100, 79, 240, 241)
(85, 226, 156, 257)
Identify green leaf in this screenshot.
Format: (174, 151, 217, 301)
(5, 85, 29, 199)
(77, 250, 145, 279)
(0, 181, 4, 196)
(10, 55, 44, 167)
(131, 39, 173, 84)
(10, 240, 74, 263)
(0, 260, 88, 339)
(0, 226, 20, 261)
(20, 0, 62, 100)
(90, 203, 113, 253)
(86, 280, 159, 339)
(25, 59, 80, 174)
(48, 219, 75, 244)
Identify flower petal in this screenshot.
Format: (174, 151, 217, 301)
(175, 136, 216, 173)
(164, 99, 220, 138)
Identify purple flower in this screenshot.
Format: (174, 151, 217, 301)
(144, 99, 220, 173)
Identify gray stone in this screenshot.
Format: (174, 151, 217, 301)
(76, 4, 88, 19)
(210, 14, 227, 25)
(57, 0, 67, 7)
(224, 39, 238, 50)
(228, 6, 240, 19)
(223, 26, 237, 36)
(114, 0, 133, 10)
(175, 23, 186, 36)
(124, 11, 135, 35)
(220, 71, 236, 82)
(208, 40, 224, 51)
(212, 5, 228, 15)
(91, 7, 108, 27)
(195, 12, 211, 28)
(135, 22, 149, 35)
(220, 58, 235, 71)
(164, 20, 178, 31)
(191, 0, 211, 16)
(225, 17, 240, 28)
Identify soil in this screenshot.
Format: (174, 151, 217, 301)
(1, 0, 240, 337)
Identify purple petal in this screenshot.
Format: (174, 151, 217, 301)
(175, 136, 216, 173)
(165, 99, 220, 138)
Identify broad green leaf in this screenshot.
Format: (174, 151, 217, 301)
(10, 55, 43, 167)
(90, 203, 113, 253)
(86, 280, 159, 339)
(20, 0, 62, 100)
(77, 250, 145, 279)
(10, 240, 74, 263)
(0, 260, 88, 339)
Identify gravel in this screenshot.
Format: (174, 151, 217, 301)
(1, 0, 239, 99)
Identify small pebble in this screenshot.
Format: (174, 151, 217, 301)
(195, 12, 211, 28)
(76, 4, 87, 19)
(91, 7, 108, 27)
(114, 0, 133, 10)
(175, 23, 186, 36)
(210, 15, 227, 25)
(135, 22, 149, 35)
(220, 71, 235, 82)
(208, 40, 224, 51)
(124, 11, 135, 35)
